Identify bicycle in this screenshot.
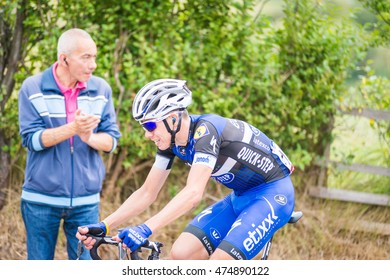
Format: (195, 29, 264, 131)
(79, 210, 303, 260)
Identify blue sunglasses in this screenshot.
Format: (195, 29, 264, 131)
(141, 121, 157, 132)
(141, 114, 174, 132)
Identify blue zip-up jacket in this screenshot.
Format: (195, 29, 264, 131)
(18, 65, 121, 207)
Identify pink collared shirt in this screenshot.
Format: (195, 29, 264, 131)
(52, 62, 87, 145)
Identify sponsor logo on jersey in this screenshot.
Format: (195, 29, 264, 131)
(213, 172, 235, 184)
(271, 142, 294, 172)
(237, 147, 275, 173)
(193, 153, 217, 168)
(195, 155, 210, 164)
(230, 248, 244, 260)
(253, 138, 270, 151)
(210, 135, 217, 153)
(202, 236, 214, 254)
(194, 123, 209, 140)
(250, 125, 261, 136)
(179, 146, 186, 156)
(197, 207, 213, 222)
(242, 197, 278, 252)
(210, 228, 221, 240)
(274, 194, 287, 205)
(226, 218, 243, 237)
(229, 119, 240, 129)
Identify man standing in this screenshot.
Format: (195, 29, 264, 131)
(18, 28, 121, 260)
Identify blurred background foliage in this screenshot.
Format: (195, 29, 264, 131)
(0, 0, 389, 259)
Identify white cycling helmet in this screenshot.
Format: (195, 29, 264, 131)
(132, 79, 192, 123)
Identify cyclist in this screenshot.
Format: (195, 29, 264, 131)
(77, 79, 296, 260)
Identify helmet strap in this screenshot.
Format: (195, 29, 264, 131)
(163, 113, 183, 149)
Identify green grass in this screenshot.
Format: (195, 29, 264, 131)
(328, 114, 390, 195)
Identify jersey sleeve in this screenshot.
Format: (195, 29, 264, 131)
(192, 121, 220, 169)
(153, 148, 176, 170)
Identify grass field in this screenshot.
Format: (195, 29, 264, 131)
(1, 171, 389, 260)
(328, 114, 390, 194)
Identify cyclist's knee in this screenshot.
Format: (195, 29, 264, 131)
(169, 246, 188, 260)
(170, 244, 197, 260)
(170, 233, 209, 260)
(170, 243, 205, 260)
(210, 248, 235, 260)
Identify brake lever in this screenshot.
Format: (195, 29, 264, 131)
(129, 240, 164, 260)
(76, 240, 85, 260)
(146, 241, 164, 260)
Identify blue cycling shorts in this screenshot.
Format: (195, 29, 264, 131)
(184, 175, 295, 260)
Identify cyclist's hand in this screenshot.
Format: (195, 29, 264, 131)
(76, 221, 109, 250)
(118, 224, 152, 251)
(80, 221, 108, 237)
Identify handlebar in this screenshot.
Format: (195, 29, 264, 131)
(86, 234, 163, 260)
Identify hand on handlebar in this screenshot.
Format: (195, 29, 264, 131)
(82, 221, 109, 237)
(118, 224, 152, 252)
(76, 221, 109, 250)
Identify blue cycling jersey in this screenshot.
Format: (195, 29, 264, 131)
(154, 114, 295, 259)
(155, 114, 293, 194)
